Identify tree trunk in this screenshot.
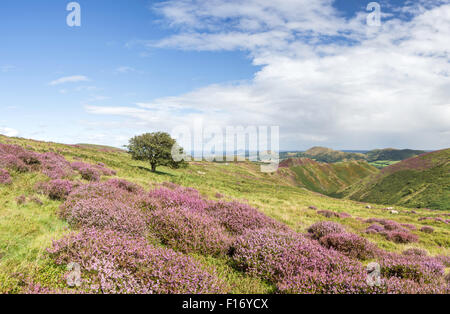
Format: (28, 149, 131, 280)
(151, 163, 157, 172)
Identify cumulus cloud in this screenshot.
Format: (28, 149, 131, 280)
(0, 127, 19, 137)
(95, 0, 450, 149)
(49, 75, 90, 86)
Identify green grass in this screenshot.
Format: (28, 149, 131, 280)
(0, 135, 449, 293)
(343, 149, 450, 210)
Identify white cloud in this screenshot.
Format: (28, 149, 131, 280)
(49, 75, 90, 86)
(116, 66, 136, 73)
(95, 1, 450, 149)
(0, 127, 19, 137)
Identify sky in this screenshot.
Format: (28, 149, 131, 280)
(0, 0, 449, 151)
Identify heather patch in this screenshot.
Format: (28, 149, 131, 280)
(0, 169, 11, 185)
(307, 221, 346, 240)
(47, 228, 228, 294)
(319, 233, 378, 260)
(148, 206, 233, 256)
(36, 180, 77, 201)
(205, 201, 289, 235)
(231, 229, 370, 294)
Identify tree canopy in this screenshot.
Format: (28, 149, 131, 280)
(127, 132, 187, 172)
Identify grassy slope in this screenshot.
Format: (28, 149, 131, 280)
(341, 149, 450, 210)
(279, 158, 378, 196)
(0, 135, 449, 293)
(281, 147, 426, 167)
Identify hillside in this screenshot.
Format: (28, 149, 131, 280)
(0, 135, 448, 294)
(281, 147, 426, 168)
(366, 148, 426, 162)
(341, 149, 450, 210)
(278, 158, 378, 196)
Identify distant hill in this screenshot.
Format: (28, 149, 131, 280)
(339, 149, 450, 210)
(280, 147, 426, 167)
(279, 158, 378, 196)
(365, 148, 426, 162)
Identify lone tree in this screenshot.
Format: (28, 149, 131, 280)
(127, 132, 186, 172)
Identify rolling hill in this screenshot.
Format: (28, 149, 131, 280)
(340, 149, 450, 210)
(281, 147, 427, 168)
(279, 158, 378, 196)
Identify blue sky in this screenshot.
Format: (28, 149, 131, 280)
(1, 0, 449, 150)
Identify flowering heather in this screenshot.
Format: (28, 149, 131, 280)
(205, 201, 288, 235)
(59, 181, 149, 235)
(148, 187, 208, 212)
(0, 143, 74, 179)
(420, 226, 434, 234)
(0, 168, 11, 184)
(401, 223, 417, 231)
(338, 212, 352, 218)
(378, 252, 445, 284)
(107, 178, 142, 194)
(148, 207, 232, 256)
(36, 180, 76, 201)
(73, 163, 101, 181)
(231, 229, 370, 294)
(364, 218, 418, 243)
(0, 143, 40, 172)
(95, 162, 117, 176)
(402, 248, 428, 257)
(60, 197, 148, 236)
(307, 221, 346, 240)
(39, 152, 74, 179)
(383, 230, 419, 243)
(435, 255, 450, 267)
(319, 233, 378, 260)
(47, 228, 228, 294)
(365, 224, 385, 234)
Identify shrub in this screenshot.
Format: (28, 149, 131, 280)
(401, 223, 417, 231)
(383, 231, 419, 244)
(402, 248, 428, 257)
(0, 169, 11, 185)
(231, 229, 369, 294)
(317, 210, 339, 218)
(420, 226, 434, 234)
(59, 181, 148, 235)
(60, 197, 147, 236)
(378, 252, 445, 284)
(37, 180, 76, 201)
(148, 207, 232, 256)
(307, 221, 346, 240)
(319, 233, 378, 260)
(107, 178, 142, 194)
(148, 187, 208, 212)
(338, 212, 352, 218)
(434, 255, 450, 267)
(39, 152, 74, 179)
(365, 224, 384, 234)
(47, 228, 227, 294)
(205, 201, 288, 235)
